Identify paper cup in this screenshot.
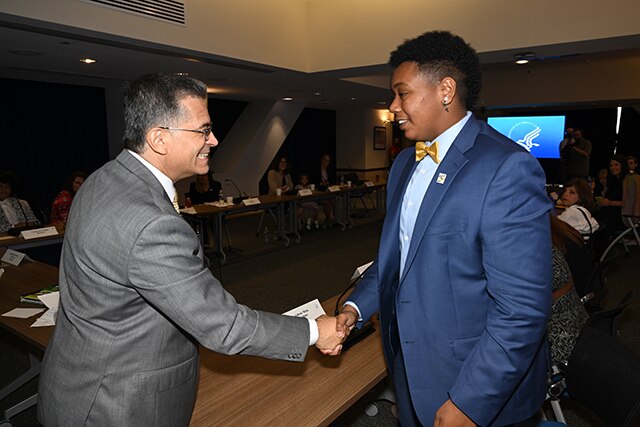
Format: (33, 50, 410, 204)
(276, 188, 282, 196)
(310, 184, 315, 191)
(226, 196, 234, 204)
(346, 181, 352, 187)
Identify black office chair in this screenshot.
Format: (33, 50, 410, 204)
(343, 172, 374, 217)
(585, 291, 635, 337)
(564, 326, 640, 427)
(579, 257, 612, 312)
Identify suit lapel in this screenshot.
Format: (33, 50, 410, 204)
(399, 117, 481, 284)
(378, 153, 418, 283)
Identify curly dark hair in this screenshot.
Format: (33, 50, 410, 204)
(389, 30, 482, 111)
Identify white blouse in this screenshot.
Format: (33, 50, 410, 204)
(558, 205, 600, 238)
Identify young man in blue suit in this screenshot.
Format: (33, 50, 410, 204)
(337, 31, 552, 426)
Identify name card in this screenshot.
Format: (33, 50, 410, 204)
(282, 298, 326, 319)
(242, 197, 261, 206)
(328, 185, 341, 192)
(364, 181, 374, 187)
(21, 226, 59, 240)
(1, 249, 26, 266)
(297, 189, 312, 196)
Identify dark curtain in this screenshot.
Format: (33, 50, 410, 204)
(0, 78, 110, 219)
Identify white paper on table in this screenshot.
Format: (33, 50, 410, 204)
(31, 308, 57, 327)
(179, 207, 197, 214)
(2, 308, 45, 318)
(282, 298, 326, 320)
(38, 291, 59, 309)
(350, 261, 373, 281)
(0, 267, 4, 278)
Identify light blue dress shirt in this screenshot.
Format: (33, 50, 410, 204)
(399, 112, 472, 277)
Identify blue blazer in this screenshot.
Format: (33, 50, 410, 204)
(350, 117, 552, 426)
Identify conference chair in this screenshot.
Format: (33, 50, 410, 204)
(564, 326, 640, 427)
(343, 172, 375, 218)
(585, 291, 635, 337)
(599, 179, 640, 262)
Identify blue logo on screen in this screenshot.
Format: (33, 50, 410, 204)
(488, 116, 565, 159)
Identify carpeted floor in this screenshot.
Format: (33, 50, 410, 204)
(2, 208, 639, 426)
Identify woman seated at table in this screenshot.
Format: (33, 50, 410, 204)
(557, 178, 599, 240)
(310, 153, 336, 225)
(50, 171, 87, 225)
(0, 170, 41, 233)
(267, 156, 293, 195)
(188, 172, 221, 205)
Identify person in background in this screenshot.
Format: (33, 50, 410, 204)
(188, 171, 221, 204)
(388, 137, 402, 164)
(557, 178, 599, 239)
(267, 156, 293, 195)
(597, 155, 628, 232)
(295, 173, 319, 230)
(336, 31, 552, 427)
(627, 155, 638, 175)
(557, 126, 575, 183)
(567, 129, 592, 180)
(0, 170, 41, 233)
(622, 155, 640, 220)
(593, 168, 609, 198)
(37, 73, 345, 427)
(50, 171, 87, 225)
(311, 154, 336, 225)
(549, 215, 590, 366)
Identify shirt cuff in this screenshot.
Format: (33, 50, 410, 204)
(343, 301, 363, 321)
(308, 317, 319, 346)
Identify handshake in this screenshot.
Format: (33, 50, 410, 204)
(314, 306, 360, 356)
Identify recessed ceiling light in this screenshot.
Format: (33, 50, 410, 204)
(79, 58, 97, 64)
(282, 97, 293, 101)
(514, 52, 536, 65)
(313, 92, 322, 96)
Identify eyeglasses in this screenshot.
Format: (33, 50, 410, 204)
(159, 126, 212, 142)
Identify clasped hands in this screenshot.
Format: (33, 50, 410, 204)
(314, 306, 359, 356)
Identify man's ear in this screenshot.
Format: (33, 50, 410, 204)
(439, 77, 457, 104)
(146, 128, 168, 155)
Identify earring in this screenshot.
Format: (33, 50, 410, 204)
(442, 98, 449, 112)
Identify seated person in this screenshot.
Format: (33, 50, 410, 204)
(188, 172, 221, 204)
(0, 170, 41, 233)
(310, 154, 336, 225)
(267, 156, 293, 195)
(50, 171, 87, 225)
(557, 178, 599, 239)
(295, 174, 319, 230)
(549, 215, 590, 366)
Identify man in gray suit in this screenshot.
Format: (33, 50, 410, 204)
(38, 73, 344, 426)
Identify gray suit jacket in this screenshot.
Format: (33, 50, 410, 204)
(38, 150, 309, 426)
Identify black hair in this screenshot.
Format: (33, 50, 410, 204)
(123, 73, 208, 153)
(63, 171, 88, 194)
(389, 30, 482, 110)
(0, 170, 19, 197)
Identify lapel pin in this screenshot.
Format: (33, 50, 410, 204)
(436, 173, 447, 184)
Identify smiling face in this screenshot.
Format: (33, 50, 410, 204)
(389, 62, 450, 142)
(159, 96, 218, 182)
(561, 186, 580, 206)
(609, 159, 622, 177)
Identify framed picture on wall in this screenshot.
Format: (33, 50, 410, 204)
(373, 126, 386, 150)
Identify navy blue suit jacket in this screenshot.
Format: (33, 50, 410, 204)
(349, 116, 552, 426)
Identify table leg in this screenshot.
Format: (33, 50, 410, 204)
(1, 351, 40, 424)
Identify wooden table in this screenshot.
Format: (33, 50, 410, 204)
(0, 230, 64, 252)
(191, 295, 387, 427)
(0, 256, 387, 426)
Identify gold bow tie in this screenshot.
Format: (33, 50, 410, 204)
(415, 141, 439, 163)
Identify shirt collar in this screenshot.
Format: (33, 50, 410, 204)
(428, 111, 472, 161)
(127, 150, 176, 202)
